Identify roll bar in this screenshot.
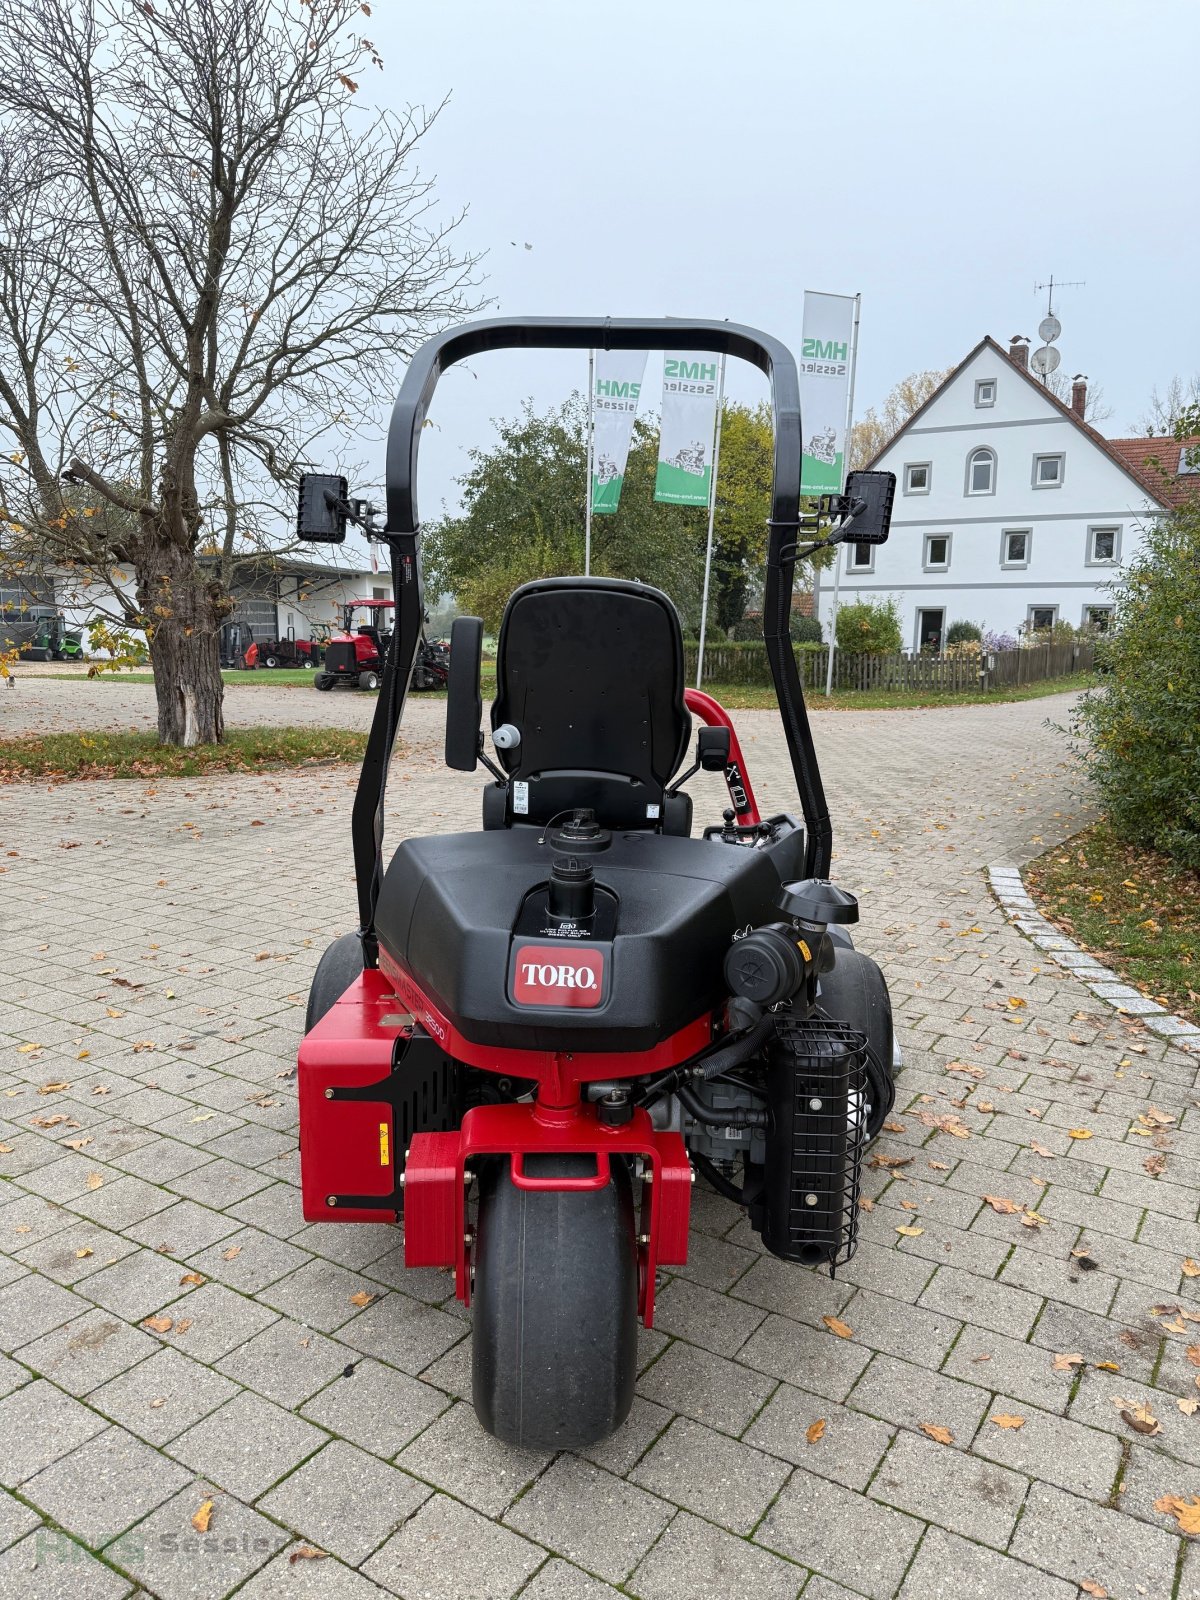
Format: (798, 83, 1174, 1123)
(353, 316, 832, 962)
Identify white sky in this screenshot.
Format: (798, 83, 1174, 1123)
(338, 0, 1199, 546)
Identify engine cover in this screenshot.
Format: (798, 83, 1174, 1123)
(374, 823, 804, 1052)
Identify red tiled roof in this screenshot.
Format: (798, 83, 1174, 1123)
(1103, 437, 1200, 509)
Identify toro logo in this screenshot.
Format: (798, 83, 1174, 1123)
(512, 945, 605, 1009)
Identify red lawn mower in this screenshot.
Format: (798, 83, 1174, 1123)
(313, 599, 448, 692)
(296, 318, 898, 1449)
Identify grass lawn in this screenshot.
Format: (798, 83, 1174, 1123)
(0, 727, 368, 781)
(48, 668, 1092, 712)
(1026, 821, 1199, 1025)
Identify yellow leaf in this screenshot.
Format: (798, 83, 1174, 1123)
(178, 1273, 205, 1287)
(805, 1418, 826, 1444)
(919, 1422, 954, 1445)
(1154, 1494, 1200, 1535)
(1067, 1128, 1093, 1140)
(77, 1050, 90, 1060)
(1007, 996, 1027, 1009)
(38, 1080, 68, 1092)
(18, 1043, 44, 1054)
(191, 1498, 215, 1533)
(822, 1315, 854, 1340)
(1094, 1361, 1120, 1372)
(142, 1315, 173, 1333)
(75, 1247, 94, 1259)
(349, 1291, 375, 1308)
(1052, 1352, 1085, 1371)
(86, 1172, 104, 1191)
(896, 1224, 924, 1237)
(991, 1414, 1025, 1430)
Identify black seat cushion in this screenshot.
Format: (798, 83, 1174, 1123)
(491, 577, 691, 829)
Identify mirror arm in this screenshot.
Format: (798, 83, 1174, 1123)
(476, 735, 506, 785)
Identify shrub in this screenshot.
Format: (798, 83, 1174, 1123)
(944, 638, 982, 662)
(982, 629, 1017, 653)
(789, 614, 823, 645)
(945, 620, 982, 645)
(730, 617, 760, 642)
(835, 597, 901, 655)
(1071, 505, 1200, 867)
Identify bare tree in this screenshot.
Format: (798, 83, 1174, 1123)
(0, 0, 480, 743)
(1134, 374, 1200, 437)
(1042, 368, 1112, 423)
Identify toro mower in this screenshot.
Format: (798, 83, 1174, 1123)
(313, 599, 394, 691)
(296, 317, 897, 1450)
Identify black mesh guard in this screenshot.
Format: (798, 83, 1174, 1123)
(760, 1018, 868, 1272)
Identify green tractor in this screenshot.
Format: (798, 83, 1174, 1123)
(19, 607, 83, 662)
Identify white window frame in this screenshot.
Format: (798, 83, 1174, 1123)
(1032, 452, 1065, 489)
(1027, 604, 1059, 633)
(1000, 527, 1031, 569)
(846, 540, 875, 574)
(1086, 524, 1121, 565)
(1081, 603, 1115, 631)
(914, 607, 946, 653)
(1179, 444, 1200, 475)
(974, 378, 996, 408)
(904, 461, 932, 496)
(965, 446, 996, 496)
(923, 532, 951, 572)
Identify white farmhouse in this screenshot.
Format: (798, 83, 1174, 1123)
(815, 334, 1194, 651)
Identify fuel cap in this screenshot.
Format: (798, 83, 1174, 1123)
(777, 878, 859, 925)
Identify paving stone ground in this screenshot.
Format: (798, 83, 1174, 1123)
(2, 680, 1199, 1600)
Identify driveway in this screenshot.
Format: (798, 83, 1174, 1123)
(1, 689, 1198, 1600)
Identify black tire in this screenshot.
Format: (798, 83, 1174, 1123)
(314, 673, 335, 691)
(264, 654, 280, 669)
(304, 932, 363, 1033)
(472, 1152, 638, 1450)
(816, 947, 896, 1141)
(358, 670, 379, 691)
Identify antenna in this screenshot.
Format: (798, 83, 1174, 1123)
(1030, 275, 1084, 384)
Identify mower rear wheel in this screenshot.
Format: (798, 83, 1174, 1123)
(358, 670, 380, 691)
(304, 933, 363, 1033)
(314, 673, 335, 691)
(817, 947, 896, 1142)
(472, 1152, 638, 1450)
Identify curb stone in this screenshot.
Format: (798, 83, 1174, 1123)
(987, 863, 1200, 1047)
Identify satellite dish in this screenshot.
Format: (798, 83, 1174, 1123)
(1038, 314, 1062, 343)
(1030, 345, 1061, 376)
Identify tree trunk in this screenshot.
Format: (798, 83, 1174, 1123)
(139, 537, 226, 746)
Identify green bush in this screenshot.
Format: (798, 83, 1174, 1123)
(789, 614, 823, 645)
(1072, 504, 1200, 867)
(835, 597, 901, 655)
(945, 620, 982, 645)
(730, 617, 760, 642)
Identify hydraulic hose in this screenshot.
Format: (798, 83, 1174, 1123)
(691, 1013, 776, 1081)
(676, 1082, 768, 1129)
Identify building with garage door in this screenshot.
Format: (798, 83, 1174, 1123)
(815, 334, 1196, 651)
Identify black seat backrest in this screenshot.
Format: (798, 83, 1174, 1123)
(491, 577, 691, 828)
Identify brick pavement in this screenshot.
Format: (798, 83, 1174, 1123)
(1, 685, 1198, 1600)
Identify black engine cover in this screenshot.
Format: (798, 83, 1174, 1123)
(375, 824, 804, 1052)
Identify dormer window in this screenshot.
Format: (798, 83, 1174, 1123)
(974, 379, 996, 408)
(966, 447, 995, 495)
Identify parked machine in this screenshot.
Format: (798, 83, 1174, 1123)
(7, 606, 83, 662)
(313, 599, 393, 691)
(245, 635, 321, 670)
(295, 317, 898, 1450)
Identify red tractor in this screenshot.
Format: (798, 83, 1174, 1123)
(313, 600, 394, 691)
(295, 317, 898, 1450)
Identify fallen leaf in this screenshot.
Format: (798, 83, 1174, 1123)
(1183, 1259, 1200, 1279)
(37, 1080, 69, 1094)
(85, 1172, 104, 1191)
(0, 1143, 11, 1154)
(1080, 1583, 1108, 1598)
(1021, 1210, 1049, 1229)
(76, 1050, 90, 1060)
(1052, 1352, 1085, 1371)
(982, 1195, 1022, 1215)
(991, 1414, 1025, 1430)
(221, 1246, 242, 1261)
(882, 1121, 906, 1133)
(1178, 1397, 1200, 1416)
(173, 1318, 193, 1334)
(17, 1043, 44, 1055)
(1007, 996, 1027, 1009)
(1067, 1128, 1093, 1140)
(150, 1397, 167, 1409)
(142, 1315, 173, 1333)
(857, 1195, 875, 1212)
(178, 1273, 205, 1287)
(289, 1546, 328, 1564)
(805, 1418, 826, 1444)
(1116, 1399, 1160, 1436)
(927, 1160, 950, 1171)
(75, 1247, 94, 1259)
(1184, 1345, 1200, 1368)
(1095, 1361, 1120, 1372)
(822, 1315, 853, 1340)
(1029, 1141, 1056, 1158)
(919, 1423, 954, 1445)
(1144, 1153, 1168, 1177)
(868, 1154, 912, 1170)
(896, 1225, 924, 1237)
(349, 1291, 375, 1308)
(191, 1498, 214, 1533)
(30, 1114, 68, 1129)
(1154, 1494, 1200, 1534)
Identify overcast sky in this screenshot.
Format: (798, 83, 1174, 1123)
(339, 0, 1199, 544)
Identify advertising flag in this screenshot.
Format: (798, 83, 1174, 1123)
(799, 292, 855, 495)
(655, 353, 719, 506)
(591, 350, 648, 514)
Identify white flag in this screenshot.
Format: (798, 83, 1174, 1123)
(590, 350, 647, 514)
(655, 353, 719, 507)
(800, 292, 855, 495)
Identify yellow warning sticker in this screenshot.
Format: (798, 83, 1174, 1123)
(797, 939, 812, 963)
(379, 1121, 389, 1167)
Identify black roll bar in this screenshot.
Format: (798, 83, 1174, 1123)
(354, 316, 832, 963)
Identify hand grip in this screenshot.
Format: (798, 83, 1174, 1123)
(510, 1152, 611, 1192)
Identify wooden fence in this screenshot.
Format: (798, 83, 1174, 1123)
(682, 640, 1095, 692)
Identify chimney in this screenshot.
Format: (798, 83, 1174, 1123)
(1009, 335, 1030, 370)
(1071, 374, 1088, 418)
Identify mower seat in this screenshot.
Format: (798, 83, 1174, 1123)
(490, 577, 691, 830)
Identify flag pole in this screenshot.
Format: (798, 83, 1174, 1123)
(695, 352, 726, 690)
(824, 292, 861, 697)
(584, 349, 595, 576)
